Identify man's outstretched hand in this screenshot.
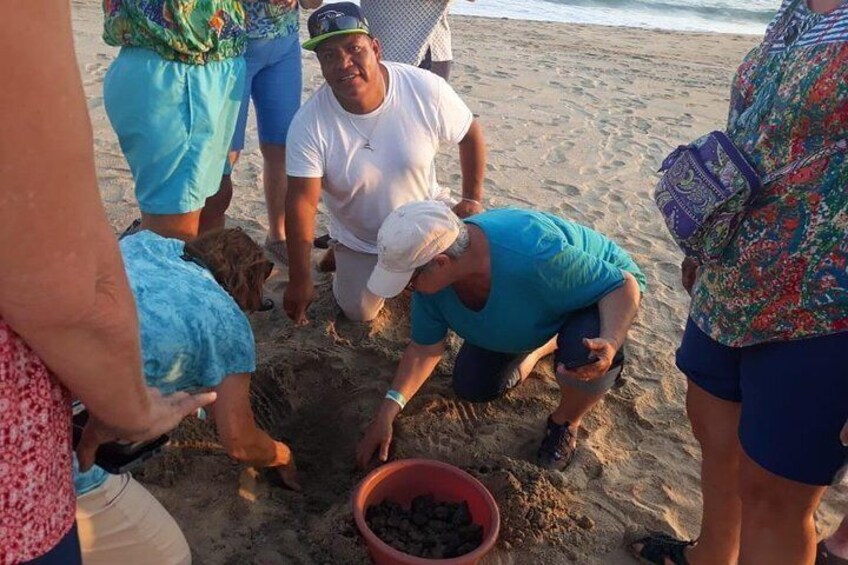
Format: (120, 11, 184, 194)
(77, 386, 217, 471)
(283, 280, 315, 326)
(356, 414, 394, 469)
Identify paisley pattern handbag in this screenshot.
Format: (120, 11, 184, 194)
(651, 0, 845, 263)
(655, 131, 848, 262)
(654, 132, 761, 262)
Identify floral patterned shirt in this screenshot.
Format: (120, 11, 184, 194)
(691, 0, 848, 347)
(103, 0, 246, 65)
(243, 1, 299, 40)
(0, 320, 75, 564)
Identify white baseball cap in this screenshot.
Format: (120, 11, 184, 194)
(367, 201, 464, 298)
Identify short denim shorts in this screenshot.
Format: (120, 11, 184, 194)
(229, 34, 302, 153)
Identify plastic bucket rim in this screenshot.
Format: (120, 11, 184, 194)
(351, 458, 501, 565)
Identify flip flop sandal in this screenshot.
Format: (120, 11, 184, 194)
(818, 541, 848, 565)
(119, 218, 142, 240)
(630, 531, 695, 565)
(313, 233, 332, 249)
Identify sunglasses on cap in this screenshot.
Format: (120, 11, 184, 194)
(308, 13, 369, 40)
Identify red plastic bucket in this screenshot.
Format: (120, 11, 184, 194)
(352, 459, 500, 565)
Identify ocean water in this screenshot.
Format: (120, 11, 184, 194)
(327, 0, 782, 35)
(451, 0, 781, 34)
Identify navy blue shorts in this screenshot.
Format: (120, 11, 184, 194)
(453, 306, 624, 403)
(23, 523, 81, 564)
(677, 319, 848, 486)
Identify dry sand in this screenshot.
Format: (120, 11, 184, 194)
(70, 2, 847, 563)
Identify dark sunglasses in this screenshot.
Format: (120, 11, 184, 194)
(309, 14, 369, 38)
(406, 262, 431, 291)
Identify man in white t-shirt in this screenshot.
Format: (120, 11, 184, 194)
(284, 2, 486, 324)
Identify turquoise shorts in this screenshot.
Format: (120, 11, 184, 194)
(104, 47, 246, 214)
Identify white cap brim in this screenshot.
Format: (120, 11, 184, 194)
(367, 264, 415, 298)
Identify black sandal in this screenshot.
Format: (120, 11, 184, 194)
(818, 540, 848, 565)
(630, 531, 695, 565)
(313, 233, 332, 249)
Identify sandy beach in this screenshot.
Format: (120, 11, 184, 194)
(70, 2, 847, 563)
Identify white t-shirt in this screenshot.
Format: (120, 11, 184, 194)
(286, 62, 473, 254)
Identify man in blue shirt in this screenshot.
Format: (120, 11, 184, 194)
(356, 201, 646, 470)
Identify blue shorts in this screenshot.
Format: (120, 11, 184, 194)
(104, 47, 245, 214)
(229, 34, 302, 154)
(677, 319, 848, 486)
(453, 306, 625, 402)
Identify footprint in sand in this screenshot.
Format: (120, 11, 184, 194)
(542, 179, 581, 197)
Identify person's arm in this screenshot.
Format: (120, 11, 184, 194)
(452, 120, 486, 218)
(681, 256, 699, 295)
(356, 340, 446, 468)
(558, 271, 641, 381)
(212, 373, 300, 490)
(284, 176, 322, 325)
(0, 0, 213, 441)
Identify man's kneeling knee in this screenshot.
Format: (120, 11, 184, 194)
(452, 345, 524, 403)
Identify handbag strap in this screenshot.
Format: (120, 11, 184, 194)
(763, 139, 848, 184)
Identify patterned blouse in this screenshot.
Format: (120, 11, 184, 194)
(243, 1, 299, 40)
(691, 0, 848, 347)
(0, 320, 75, 564)
(103, 0, 246, 65)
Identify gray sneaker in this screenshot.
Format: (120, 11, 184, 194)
(536, 417, 577, 471)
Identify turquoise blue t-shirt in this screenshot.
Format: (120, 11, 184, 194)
(411, 209, 647, 354)
(74, 231, 256, 495)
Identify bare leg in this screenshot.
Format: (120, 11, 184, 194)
(140, 210, 203, 242)
(550, 386, 606, 429)
(516, 337, 557, 381)
(738, 452, 826, 565)
(631, 379, 742, 565)
(259, 142, 287, 243)
(199, 150, 239, 233)
(684, 380, 743, 565)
